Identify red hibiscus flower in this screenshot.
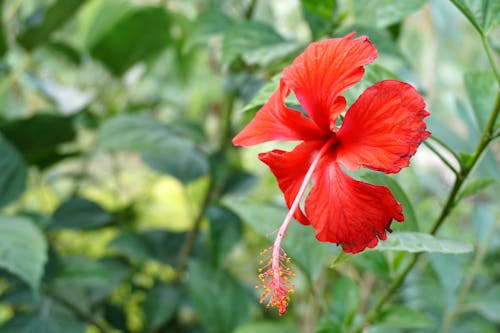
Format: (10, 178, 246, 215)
(233, 32, 430, 315)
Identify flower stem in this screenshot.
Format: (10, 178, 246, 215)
(423, 140, 459, 176)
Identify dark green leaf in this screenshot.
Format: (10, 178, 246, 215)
(98, 114, 175, 152)
(0, 216, 47, 291)
(351, 251, 390, 279)
(207, 205, 243, 265)
(187, 260, 252, 333)
(464, 71, 498, 131)
(222, 21, 285, 65)
(18, 0, 84, 50)
(235, 321, 299, 333)
(367, 305, 434, 331)
(451, 0, 500, 34)
(109, 230, 155, 261)
(186, 10, 233, 49)
(99, 114, 208, 183)
(0, 5, 7, 57)
(89, 6, 170, 76)
(141, 144, 209, 184)
(354, 0, 427, 28)
(0, 113, 76, 168)
(361, 172, 418, 231)
(144, 283, 181, 331)
(456, 178, 497, 202)
(225, 200, 331, 279)
(0, 135, 27, 207)
(241, 73, 280, 113)
(50, 197, 111, 230)
(1, 304, 85, 333)
(332, 276, 360, 327)
(300, 0, 336, 38)
(373, 232, 474, 253)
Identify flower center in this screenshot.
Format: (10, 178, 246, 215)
(257, 135, 337, 314)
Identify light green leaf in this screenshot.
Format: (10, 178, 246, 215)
(451, 0, 500, 34)
(464, 71, 498, 130)
(50, 197, 111, 230)
(242, 42, 303, 67)
(457, 178, 497, 202)
(0, 216, 48, 291)
(188, 260, 252, 333)
(225, 200, 331, 279)
(468, 286, 500, 322)
(235, 321, 299, 333)
(354, 0, 427, 29)
(361, 172, 418, 231)
(222, 21, 285, 65)
(373, 232, 473, 253)
(0, 135, 27, 208)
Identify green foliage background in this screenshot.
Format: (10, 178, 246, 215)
(0, 0, 499, 332)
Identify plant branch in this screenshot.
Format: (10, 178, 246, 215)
(428, 135, 461, 162)
(481, 34, 500, 86)
(423, 141, 459, 176)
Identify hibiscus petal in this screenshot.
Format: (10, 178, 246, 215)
(232, 80, 327, 146)
(305, 159, 403, 253)
(336, 80, 430, 173)
(282, 32, 377, 131)
(259, 141, 324, 225)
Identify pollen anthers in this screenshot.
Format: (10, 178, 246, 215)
(257, 246, 295, 315)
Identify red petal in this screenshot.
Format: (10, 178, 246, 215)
(282, 33, 377, 131)
(259, 141, 324, 225)
(336, 80, 430, 173)
(232, 80, 328, 146)
(305, 159, 403, 253)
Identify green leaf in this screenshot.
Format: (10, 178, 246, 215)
(50, 197, 112, 230)
(98, 114, 174, 152)
(0, 216, 48, 291)
(468, 286, 500, 322)
(366, 305, 434, 332)
(242, 42, 304, 67)
(351, 251, 390, 279)
(0, 5, 7, 57)
(144, 283, 181, 331)
(373, 232, 473, 253)
(187, 260, 252, 333)
(361, 172, 418, 231)
(0, 305, 85, 333)
(17, 0, 85, 50)
(300, 0, 336, 38)
(109, 231, 155, 261)
(0, 135, 27, 208)
(354, 0, 427, 29)
(222, 21, 285, 65)
(235, 321, 299, 333)
(225, 200, 331, 280)
(241, 73, 280, 113)
(456, 178, 497, 202)
(99, 114, 208, 183)
(332, 276, 360, 327)
(89, 6, 171, 76)
(464, 71, 498, 131)
(0, 113, 76, 168)
(186, 10, 233, 49)
(207, 205, 243, 265)
(141, 144, 209, 183)
(451, 0, 500, 34)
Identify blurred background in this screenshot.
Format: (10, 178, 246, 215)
(0, 0, 499, 332)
